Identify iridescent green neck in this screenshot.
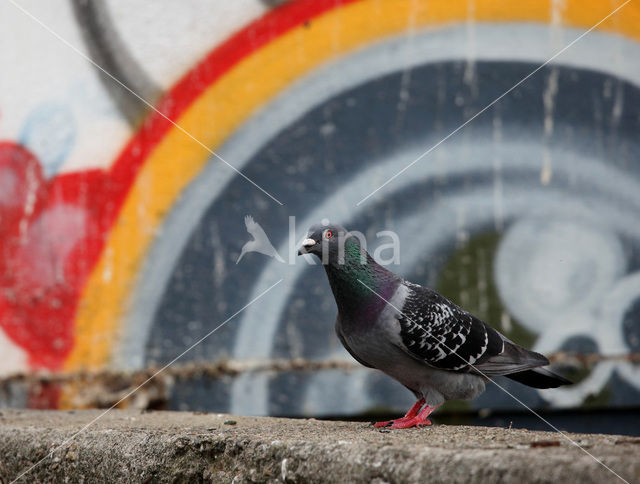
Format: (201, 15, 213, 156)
(323, 238, 399, 321)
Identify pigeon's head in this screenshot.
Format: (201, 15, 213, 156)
(297, 222, 354, 263)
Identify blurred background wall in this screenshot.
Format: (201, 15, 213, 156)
(1, 0, 639, 430)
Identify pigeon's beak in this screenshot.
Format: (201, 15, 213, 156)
(297, 238, 317, 256)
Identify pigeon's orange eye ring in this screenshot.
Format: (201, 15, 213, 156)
(325, 230, 334, 239)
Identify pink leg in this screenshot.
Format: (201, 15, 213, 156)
(389, 404, 439, 429)
(373, 398, 425, 428)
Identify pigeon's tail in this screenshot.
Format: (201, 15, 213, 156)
(474, 337, 571, 388)
(505, 367, 571, 389)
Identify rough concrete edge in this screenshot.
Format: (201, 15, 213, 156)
(1, 424, 639, 484)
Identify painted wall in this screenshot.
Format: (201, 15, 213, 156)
(1, 0, 639, 417)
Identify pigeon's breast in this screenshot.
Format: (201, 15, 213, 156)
(338, 283, 414, 374)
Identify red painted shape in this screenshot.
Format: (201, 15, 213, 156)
(0, 0, 362, 375)
(0, 143, 104, 369)
(27, 381, 62, 409)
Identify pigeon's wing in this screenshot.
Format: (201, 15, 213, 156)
(395, 283, 548, 375)
(335, 315, 374, 369)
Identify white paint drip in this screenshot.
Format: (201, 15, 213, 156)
(0, 327, 29, 377)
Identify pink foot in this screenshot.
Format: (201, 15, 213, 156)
(373, 420, 393, 428)
(389, 415, 432, 429)
(373, 400, 439, 429)
(373, 416, 420, 428)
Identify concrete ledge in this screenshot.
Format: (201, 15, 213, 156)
(0, 410, 638, 483)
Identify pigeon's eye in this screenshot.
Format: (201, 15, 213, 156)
(325, 230, 334, 239)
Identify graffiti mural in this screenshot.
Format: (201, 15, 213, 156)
(1, 0, 639, 421)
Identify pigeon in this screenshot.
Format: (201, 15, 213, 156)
(298, 223, 570, 429)
(237, 215, 284, 264)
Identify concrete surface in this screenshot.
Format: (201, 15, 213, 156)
(0, 410, 639, 483)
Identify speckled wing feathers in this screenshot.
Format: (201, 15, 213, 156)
(397, 282, 505, 372)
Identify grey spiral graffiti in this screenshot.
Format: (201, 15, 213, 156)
(117, 24, 640, 416)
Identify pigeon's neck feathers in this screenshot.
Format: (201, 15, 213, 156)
(323, 238, 400, 322)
